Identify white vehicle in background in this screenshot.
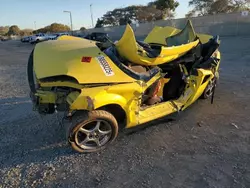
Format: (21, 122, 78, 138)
(29, 33, 57, 44)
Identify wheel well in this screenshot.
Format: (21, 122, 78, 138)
(97, 104, 126, 128)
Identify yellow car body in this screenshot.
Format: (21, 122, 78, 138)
(115, 23, 200, 66)
(28, 20, 221, 152)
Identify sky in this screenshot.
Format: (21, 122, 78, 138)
(0, 0, 190, 30)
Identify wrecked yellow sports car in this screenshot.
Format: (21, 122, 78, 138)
(28, 20, 221, 153)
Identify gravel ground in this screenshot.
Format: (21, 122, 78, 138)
(0, 38, 249, 188)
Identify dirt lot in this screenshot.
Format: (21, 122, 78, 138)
(0, 38, 249, 188)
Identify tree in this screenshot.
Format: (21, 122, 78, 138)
(135, 6, 166, 22)
(148, 0, 179, 11)
(20, 29, 33, 36)
(185, 10, 196, 18)
(33, 26, 50, 34)
(188, 0, 249, 16)
(49, 23, 70, 33)
(0, 26, 9, 36)
(209, 0, 249, 14)
(80, 27, 86, 31)
(95, 18, 104, 28)
(148, 0, 179, 18)
(7, 25, 20, 36)
(33, 23, 70, 34)
(188, 0, 213, 16)
(95, 2, 179, 28)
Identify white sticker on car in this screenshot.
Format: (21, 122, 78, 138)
(96, 56, 114, 76)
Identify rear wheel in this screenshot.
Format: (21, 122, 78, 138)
(67, 110, 118, 153)
(200, 78, 215, 99)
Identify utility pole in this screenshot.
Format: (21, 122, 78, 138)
(90, 4, 94, 28)
(63, 10, 73, 35)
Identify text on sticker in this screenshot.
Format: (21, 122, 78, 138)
(96, 56, 114, 76)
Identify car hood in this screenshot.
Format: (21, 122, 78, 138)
(33, 37, 136, 84)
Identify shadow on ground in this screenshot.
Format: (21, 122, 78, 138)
(0, 96, 184, 169)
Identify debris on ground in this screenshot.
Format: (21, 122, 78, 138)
(197, 121, 204, 127)
(231, 122, 239, 129)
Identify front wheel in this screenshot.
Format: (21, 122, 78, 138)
(67, 110, 118, 153)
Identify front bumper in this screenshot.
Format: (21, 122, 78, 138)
(30, 89, 94, 114)
(30, 90, 58, 114)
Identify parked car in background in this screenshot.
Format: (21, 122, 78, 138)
(0, 36, 9, 41)
(54, 33, 69, 39)
(83, 32, 110, 42)
(21, 36, 31, 43)
(56, 32, 69, 37)
(30, 33, 57, 44)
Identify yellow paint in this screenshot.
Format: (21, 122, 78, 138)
(35, 64, 220, 129)
(144, 26, 181, 45)
(138, 101, 176, 125)
(40, 81, 83, 89)
(35, 90, 57, 103)
(57, 35, 85, 41)
(144, 25, 217, 45)
(131, 68, 214, 127)
(180, 69, 213, 110)
(115, 24, 199, 66)
(66, 91, 81, 106)
(34, 39, 136, 84)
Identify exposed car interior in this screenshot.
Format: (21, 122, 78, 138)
(104, 46, 163, 106)
(104, 46, 160, 82)
(99, 20, 220, 107)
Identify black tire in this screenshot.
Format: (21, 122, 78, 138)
(27, 50, 36, 93)
(66, 110, 118, 153)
